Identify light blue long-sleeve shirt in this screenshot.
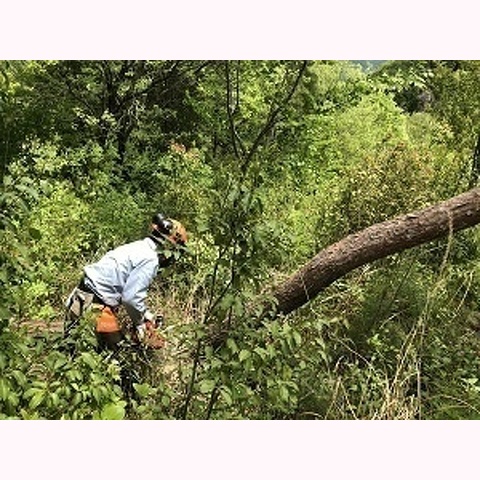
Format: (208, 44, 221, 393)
(83, 237, 159, 325)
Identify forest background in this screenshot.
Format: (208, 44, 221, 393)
(1, 59, 480, 420)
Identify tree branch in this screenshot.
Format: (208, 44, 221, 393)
(269, 187, 480, 316)
(241, 61, 308, 173)
(225, 61, 247, 159)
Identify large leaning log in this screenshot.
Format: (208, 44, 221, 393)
(271, 188, 480, 316)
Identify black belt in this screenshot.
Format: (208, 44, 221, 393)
(78, 277, 107, 306)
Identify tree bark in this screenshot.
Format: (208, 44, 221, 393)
(271, 188, 480, 316)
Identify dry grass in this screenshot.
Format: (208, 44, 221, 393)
(145, 282, 208, 393)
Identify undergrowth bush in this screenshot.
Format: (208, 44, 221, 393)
(0, 325, 126, 419)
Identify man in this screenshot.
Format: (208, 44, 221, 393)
(64, 213, 188, 350)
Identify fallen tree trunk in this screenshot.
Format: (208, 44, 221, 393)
(271, 187, 480, 316)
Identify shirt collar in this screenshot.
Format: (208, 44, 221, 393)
(145, 236, 159, 251)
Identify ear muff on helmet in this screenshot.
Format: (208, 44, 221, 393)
(151, 213, 174, 238)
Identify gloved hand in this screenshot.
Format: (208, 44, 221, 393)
(145, 329, 166, 349)
(143, 310, 155, 323)
(135, 321, 165, 349)
(143, 310, 164, 329)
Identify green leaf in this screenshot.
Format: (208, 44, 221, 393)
(292, 330, 302, 347)
(80, 352, 98, 370)
(7, 392, 19, 408)
(23, 387, 43, 399)
(92, 388, 101, 404)
(233, 298, 244, 317)
(226, 338, 238, 353)
(204, 346, 213, 358)
(50, 392, 60, 408)
(11, 370, 27, 387)
(0, 378, 10, 400)
(29, 391, 44, 409)
(239, 350, 251, 362)
(199, 379, 216, 394)
(29, 227, 42, 240)
(100, 401, 126, 420)
(254, 347, 267, 360)
(53, 357, 67, 370)
(220, 293, 235, 310)
(219, 387, 233, 406)
(133, 383, 152, 398)
(266, 344, 275, 358)
(279, 385, 290, 403)
(0, 353, 6, 370)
